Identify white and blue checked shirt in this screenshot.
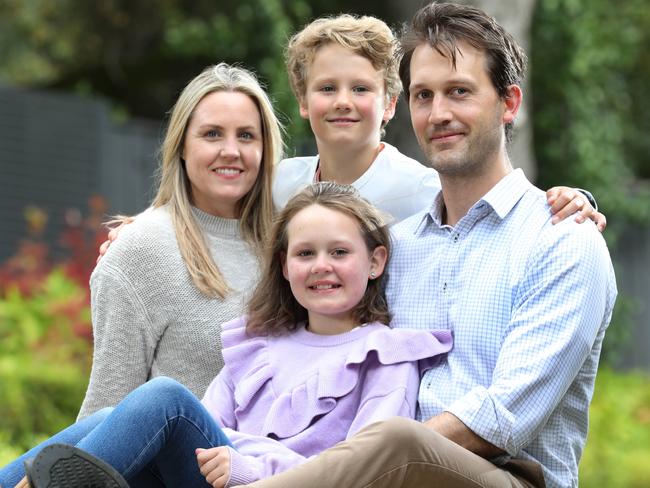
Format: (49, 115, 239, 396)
(386, 169, 617, 488)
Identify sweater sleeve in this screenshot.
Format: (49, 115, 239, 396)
(77, 264, 158, 419)
(223, 429, 309, 487)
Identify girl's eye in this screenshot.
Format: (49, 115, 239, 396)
(332, 249, 348, 257)
(352, 86, 369, 93)
(297, 250, 313, 257)
(320, 85, 335, 92)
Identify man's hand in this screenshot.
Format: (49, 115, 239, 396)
(547, 186, 606, 232)
(196, 446, 231, 488)
(423, 411, 505, 459)
(96, 216, 135, 263)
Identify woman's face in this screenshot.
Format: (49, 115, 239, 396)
(182, 90, 263, 218)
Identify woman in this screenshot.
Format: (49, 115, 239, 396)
(77, 63, 283, 419)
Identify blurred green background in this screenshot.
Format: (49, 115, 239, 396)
(0, 0, 648, 486)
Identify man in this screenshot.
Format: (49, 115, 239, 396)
(234, 2, 616, 488)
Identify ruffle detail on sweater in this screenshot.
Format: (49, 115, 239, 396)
(221, 318, 452, 440)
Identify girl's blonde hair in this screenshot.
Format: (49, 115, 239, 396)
(247, 182, 391, 335)
(152, 63, 283, 298)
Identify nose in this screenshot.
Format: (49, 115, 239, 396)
(427, 96, 452, 126)
(311, 253, 332, 274)
(220, 137, 240, 160)
(333, 90, 352, 110)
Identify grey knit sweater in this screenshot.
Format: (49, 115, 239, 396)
(78, 206, 260, 419)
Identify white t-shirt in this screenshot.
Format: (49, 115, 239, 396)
(272, 143, 440, 223)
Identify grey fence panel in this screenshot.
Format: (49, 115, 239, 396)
(0, 86, 159, 262)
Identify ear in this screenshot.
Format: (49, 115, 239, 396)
(502, 84, 523, 126)
(299, 99, 310, 120)
(281, 252, 290, 281)
(368, 245, 388, 279)
(383, 96, 398, 123)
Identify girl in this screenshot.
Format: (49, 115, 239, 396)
(1, 182, 452, 488)
(77, 62, 282, 419)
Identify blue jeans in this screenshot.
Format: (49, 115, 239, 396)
(0, 377, 232, 487)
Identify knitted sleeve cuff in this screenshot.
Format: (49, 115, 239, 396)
(226, 447, 262, 488)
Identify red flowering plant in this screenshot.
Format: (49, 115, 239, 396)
(0, 197, 110, 453)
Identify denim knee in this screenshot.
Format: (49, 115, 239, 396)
(139, 376, 195, 405)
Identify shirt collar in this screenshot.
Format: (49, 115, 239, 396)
(415, 168, 531, 234)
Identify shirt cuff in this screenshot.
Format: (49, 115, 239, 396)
(446, 386, 517, 455)
(226, 447, 261, 488)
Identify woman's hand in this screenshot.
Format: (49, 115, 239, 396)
(196, 446, 231, 488)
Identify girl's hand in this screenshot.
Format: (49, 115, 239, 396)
(14, 475, 31, 488)
(547, 186, 606, 232)
(196, 447, 231, 488)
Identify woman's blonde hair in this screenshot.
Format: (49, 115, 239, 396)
(152, 63, 283, 298)
(247, 182, 391, 335)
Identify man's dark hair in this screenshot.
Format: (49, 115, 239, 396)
(399, 2, 527, 141)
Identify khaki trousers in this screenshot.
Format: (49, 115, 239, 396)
(236, 417, 546, 488)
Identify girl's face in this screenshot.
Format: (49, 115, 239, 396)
(282, 204, 387, 335)
(183, 90, 263, 218)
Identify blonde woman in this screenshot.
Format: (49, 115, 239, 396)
(77, 63, 283, 419)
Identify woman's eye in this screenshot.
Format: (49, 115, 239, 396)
(240, 132, 254, 140)
(206, 130, 218, 138)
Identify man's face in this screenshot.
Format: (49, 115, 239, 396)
(408, 41, 507, 177)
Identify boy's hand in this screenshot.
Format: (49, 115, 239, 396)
(96, 216, 135, 263)
(196, 447, 231, 488)
(547, 186, 606, 232)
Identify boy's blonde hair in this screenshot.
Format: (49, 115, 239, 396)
(285, 14, 401, 105)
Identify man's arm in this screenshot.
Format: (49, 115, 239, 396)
(442, 222, 615, 456)
(424, 411, 504, 459)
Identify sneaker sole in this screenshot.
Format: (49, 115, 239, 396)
(25, 443, 129, 488)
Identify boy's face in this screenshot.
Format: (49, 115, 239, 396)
(299, 43, 396, 152)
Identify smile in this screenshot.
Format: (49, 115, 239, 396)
(309, 284, 341, 290)
(429, 132, 463, 142)
(213, 168, 243, 176)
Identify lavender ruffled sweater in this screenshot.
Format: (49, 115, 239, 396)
(201, 317, 453, 487)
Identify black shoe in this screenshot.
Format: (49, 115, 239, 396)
(24, 443, 129, 488)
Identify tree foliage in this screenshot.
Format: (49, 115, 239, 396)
(532, 0, 650, 240)
(0, 0, 399, 151)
